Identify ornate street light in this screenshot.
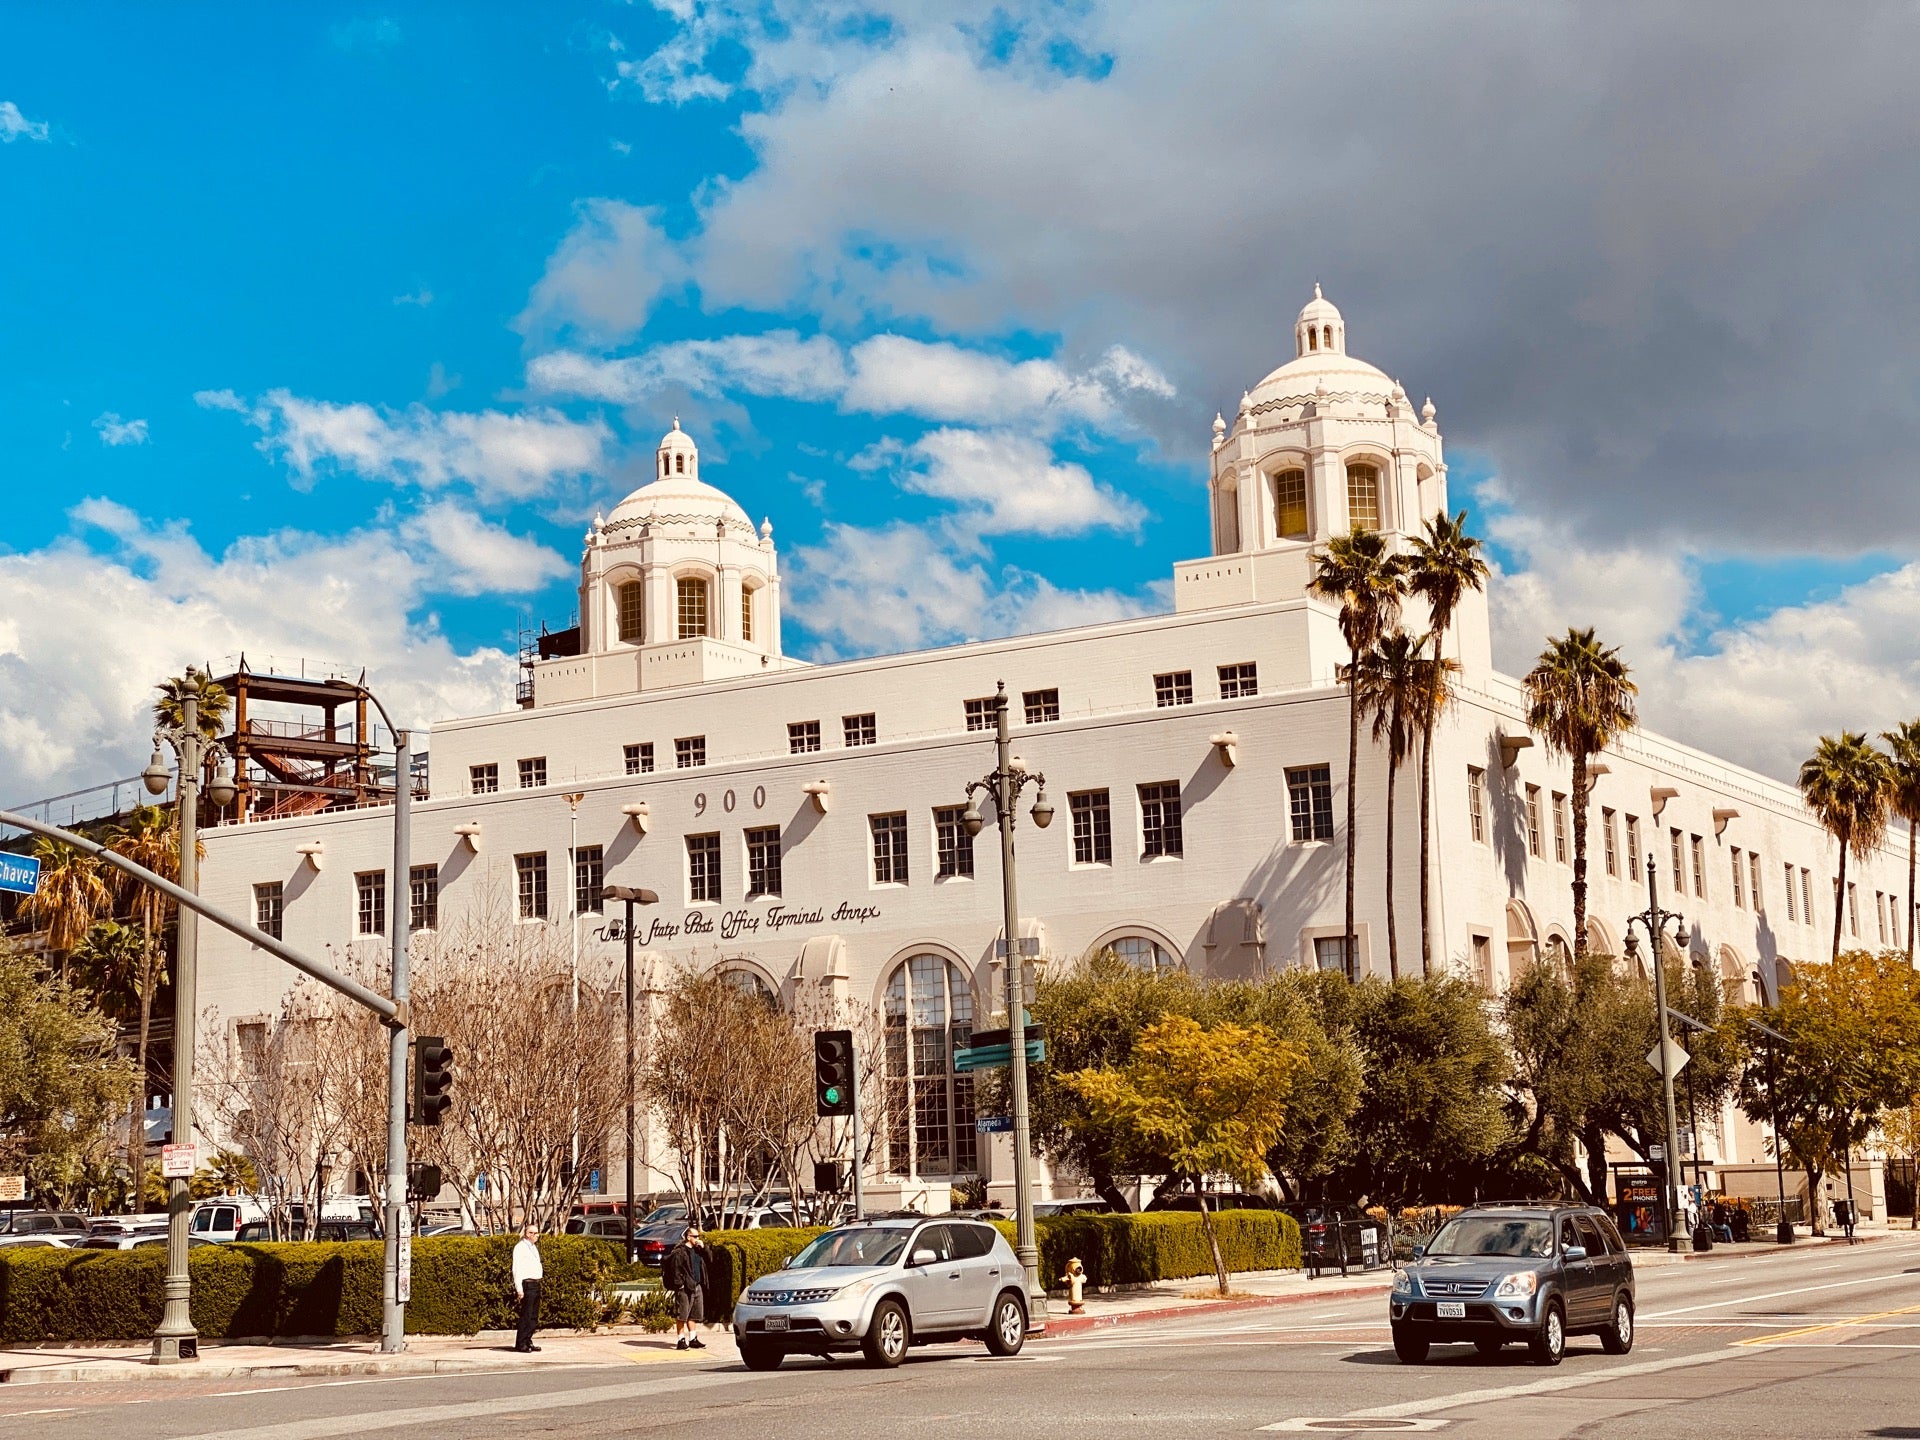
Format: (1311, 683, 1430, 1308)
(600, 883, 660, 1264)
(1623, 852, 1691, 1256)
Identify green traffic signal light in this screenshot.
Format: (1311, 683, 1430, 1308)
(824, 1086, 842, 1106)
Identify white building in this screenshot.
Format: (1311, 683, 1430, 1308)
(197, 290, 1910, 1211)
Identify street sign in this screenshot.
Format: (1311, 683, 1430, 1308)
(976, 1115, 1013, 1134)
(994, 937, 1041, 957)
(0, 1176, 24, 1202)
(0, 853, 40, 897)
(954, 1038, 1046, 1072)
(161, 1143, 196, 1179)
(1646, 1037, 1691, 1076)
(395, 1207, 413, 1304)
(1648, 1143, 1664, 1161)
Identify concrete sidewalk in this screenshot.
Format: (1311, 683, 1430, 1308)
(0, 1230, 1875, 1384)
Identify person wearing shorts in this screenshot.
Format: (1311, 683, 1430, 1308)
(663, 1226, 708, 1349)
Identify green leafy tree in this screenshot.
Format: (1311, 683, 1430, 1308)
(0, 939, 138, 1208)
(1798, 733, 1893, 963)
(1063, 1015, 1306, 1294)
(1880, 718, 1920, 965)
(1524, 628, 1638, 959)
(1880, 1097, 1920, 1229)
(1404, 511, 1489, 975)
(190, 1149, 261, 1199)
(1307, 527, 1404, 973)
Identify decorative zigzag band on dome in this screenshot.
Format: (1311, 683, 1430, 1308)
(603, 513, 762, 536)
(1248, 389, 1404, 417)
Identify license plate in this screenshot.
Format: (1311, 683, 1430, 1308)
(764, 1315, 790, 1331)
(1437, 1302, 1466, 1319)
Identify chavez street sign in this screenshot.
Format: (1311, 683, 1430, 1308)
(0, 852, 41, 897)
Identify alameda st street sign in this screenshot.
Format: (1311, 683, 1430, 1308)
(0, 852, 40, 897)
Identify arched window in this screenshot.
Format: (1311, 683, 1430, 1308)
(883, 955, 976, 1177)
(1346, 463, 1381, 531)
(720, 966, 777, 1007)
(740, 585, 755, 644)
(675, 453, 685, 474)
(1308, 328, 1319, 351)
(1109, 935, 1178, 973)
(1716, 947, 1750, 1006)
(676, 576, 709, 639)
(1322, 325, 1333, 350)
(1273, 468, 1308, 540)
(615, 580, 644, 644)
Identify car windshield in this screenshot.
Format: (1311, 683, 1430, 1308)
(791, 1227, 912, 1269)
(1427, 1216, 1554, 1258)
(642, 1206, 687, 1226)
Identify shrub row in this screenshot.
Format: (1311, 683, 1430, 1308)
(0, 1236, 621, 1344)
(704, 1227, 826, 1319)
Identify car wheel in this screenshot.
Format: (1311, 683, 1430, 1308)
(863, 1299, 910, 1368)
(984, 1291, 1027, 1357)
(1392, 1325, 1429, 1364)
(1600, 1293, 1634, 1355)
(1473, 1337, 1505, 1356)
(739, 1340, 783, 1371)
(1529, 1301, 1566, 1367)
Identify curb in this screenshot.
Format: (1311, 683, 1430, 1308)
(1038, 1277, 1392, 1338)
(0, 1355, 534, 1386)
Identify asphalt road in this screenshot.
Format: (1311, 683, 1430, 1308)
(6, 1235, 1918, 1439)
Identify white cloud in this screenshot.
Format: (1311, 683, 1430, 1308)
(897, 428, 1145, 537)
(393, 288, 433, 307)
(516, 200, 688, 344)
(0, 504, 519, 801)
(197, 388, 612, 503)
(398, 501, 573, 597)
(0, 101, 48, 143)
(527, 331, 1171, 433)
(92, 412, 150, 447)
(784, 519, 1156, 659)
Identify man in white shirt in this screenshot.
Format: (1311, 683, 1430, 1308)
(512, 1222, 544, 1352)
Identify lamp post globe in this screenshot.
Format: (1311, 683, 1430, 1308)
(142, 749, 171, 796)
(1030, 790, 1054, 829)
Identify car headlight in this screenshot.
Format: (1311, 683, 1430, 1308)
(1492, 1272, 1538, 1299)
(1391, 1271, 1414, 1297)
(834, 1278, 878, 1302)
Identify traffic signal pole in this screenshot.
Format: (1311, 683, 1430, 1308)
(381, 729, 412, 1354)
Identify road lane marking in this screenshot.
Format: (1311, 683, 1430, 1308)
(1644, 1271, 1915, 1318)
(1737, 1301, 1920, 1346)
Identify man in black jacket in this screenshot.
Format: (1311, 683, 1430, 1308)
(663, 1227, 708, 1350)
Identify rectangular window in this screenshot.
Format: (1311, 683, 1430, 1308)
(1848, 881, 1859, 937)
(686, 833, 721, 904)
(1347, 463, 1381, 530)
(676, 576, 709, 639)
(1140, 781, 1184, 859)
(356, 870, 386, 936)
(1552, 792, 1569, 864)
(1070, 789, 1113, 865)
(410, 864, 438, 931)
(1749, 852, 1763, 914)
(1154, 671, 1194, 707)
(675, 735, 706, 768)
(1218, 662, 1259, 699)
(1022, 688, 1060, 724)
(254, 882, 283, 941)
(1895, 895, 1904, 950)
(1732, 848, 1746, 909)
(616, 580, 644, 643)
(1274, 468, 1309, 540)
(1315, 935, 1352, 979)
(575, 844, 603, 916)
(1670, 829, 1686, 893)
(870, 812, 909, 885)
(1877, 890, 1889, 945)
(740, 586, 754, 643)
(1602, 808, 1618, 877)
(964, 696, 995, 731)
(624, 742, 653, 775)
(469, 763, 498, 794)
(1785, 863, 1798, 921)
(788, 720, 820, 754)
(518, 756, 546, 789)
(1691, 835, 1707, 899)
(746, 826, 782, 899)
(515, 853, 548, 920)
(1471, 934, 1494, 990)
(1287, 765, 1335, 842)
(1801, 868, 1814, 928)
(843, 713, 877, 747)
(1467, 766, 1488, 844)
(1625, 815, 1641, 876)
(1526, 786, 1543, 858)
(933, 806, 974, 879)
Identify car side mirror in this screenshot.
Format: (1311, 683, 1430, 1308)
(783, 1255, 794, 1269)
(1562, 1244, 1587, 1262)
(1410, 1243, 1425, 1259)
(910, 1247, 938, 1268)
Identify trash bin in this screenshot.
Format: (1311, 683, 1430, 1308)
(1691, 1223, 1713, 1252)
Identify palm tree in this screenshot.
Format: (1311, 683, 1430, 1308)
(18, 838, 110, 979)
(154, 667, 231, 739)
(1523, 628, 1638, 961)
(106, 805, 181, 1187)
(1798, 732, 1892, 963)
(1308, 528, 1405, 976)
(1881, 719, 1920, 965)
(1405, 511, 1489, 974)
(1356, 631, 1436, 979)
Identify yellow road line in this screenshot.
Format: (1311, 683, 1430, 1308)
(1738, 1301, 1920, 1346)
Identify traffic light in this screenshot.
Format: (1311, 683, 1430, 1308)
(407, 1163, 443, 1201)
(814, 1160, 846, 1194)
(412, 1034, 455, 1126)
(813, 1028, 854, 1117)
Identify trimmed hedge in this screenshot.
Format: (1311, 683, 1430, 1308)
(0, 1236, 622, 1344)
(704, 1227, 826, 1320)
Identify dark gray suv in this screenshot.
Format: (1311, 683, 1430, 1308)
(1389, 1204, 1635, 1366)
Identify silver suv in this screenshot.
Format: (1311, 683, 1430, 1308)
(732, 1218, 1028, 1370)
(1389, 1204, 1636, 1366)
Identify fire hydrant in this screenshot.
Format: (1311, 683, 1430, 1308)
(1060, 1257, 1087, 1314)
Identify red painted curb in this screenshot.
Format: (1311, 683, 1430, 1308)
(1035, 1278, 1391, 1338)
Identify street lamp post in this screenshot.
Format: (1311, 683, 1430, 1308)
(1624, 852, 1690, 1256)
(601, 884, 659, 1264)
(960, 681, 1053, 1322)
(1744, 993, 1796, 1245)
(143, 687, 238, 1364)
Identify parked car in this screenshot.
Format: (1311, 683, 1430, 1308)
(0, 1210, 90, 1241)
(1033, 1198, 1115, 1217)
(1278, 1203, 1381, 1272)
(78, 1216, 171, 1249)
(1145, 1191, 1276, 1213)
(230, 1219, 379, 1243)
(1389, 1203, 1636, 1366)
(564, 1215, 633, 1241)
(188, 1197, 270, 1243)
(732, 1217, 1029, 1370)
(0, 1234, 73, 1249)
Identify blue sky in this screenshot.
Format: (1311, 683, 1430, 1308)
(7, 3, 1920, 800)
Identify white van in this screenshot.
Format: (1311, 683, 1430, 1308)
(187, 1196, 269, 1243)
